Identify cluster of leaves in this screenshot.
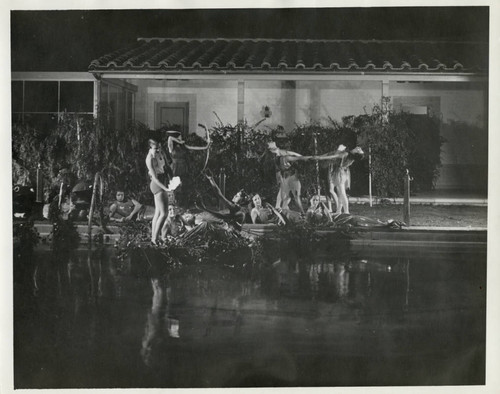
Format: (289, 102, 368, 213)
(115, 220, 257, 274)
(202, 117, 276, 201)
(12, 112, 151, 203)
(12, 100, 444, 205)
(354, 99, 443, 196)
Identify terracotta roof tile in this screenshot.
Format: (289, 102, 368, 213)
(89, 38, 487, 74)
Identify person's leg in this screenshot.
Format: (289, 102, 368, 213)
(291, 176, 304, 213)
(275, 172, 284, 209)
(152, 192, 168, 243)
(328, 181, 339, 213)
(281, 177, 292, 210)
(151, 204, 160, 243)
(337, 181, 349, 214)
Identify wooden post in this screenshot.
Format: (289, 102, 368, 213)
(403, 169, 411, 226)
(218, 168, 226, 211)
(368, 146, 372, 207)
(313, 131, 320, 195)
(36, 164, 43, 203)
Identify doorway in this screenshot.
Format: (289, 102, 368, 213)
(155, 102, 189, 136)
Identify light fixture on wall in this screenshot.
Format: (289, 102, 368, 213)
(261, 105, 272, 118)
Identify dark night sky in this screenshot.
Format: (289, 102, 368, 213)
(10, 7, 489, 71)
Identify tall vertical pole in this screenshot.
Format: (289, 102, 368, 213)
(368, 146, 373, 207)
(36, 163, 43, 203)
(313, 131, 320, 196)
(403, 169, 411, 226)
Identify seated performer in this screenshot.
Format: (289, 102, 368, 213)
(109, 189, 144, 222)
(250, 193, 286, 225)
(305, 195, 333, 225)
(161, 204, 185, 239)
(197, 172, 251, 230)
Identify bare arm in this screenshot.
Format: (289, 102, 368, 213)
(250, 208, 259, 224)
(205, 174, 234, 209)
(125, 199, 143, 221)
(185, 145, 209, 151)
(146, 153, 169, 192)
(264, 202, 287, 225)
(308, 151, 347, 161)
(281, 150, 302, 157)
(109, 203, 124, 222)
(319, 202, 333, 222)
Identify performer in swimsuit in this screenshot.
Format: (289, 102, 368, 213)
(267, 141, 306, 213)
(108, 190, 144, 222)
(145, 138, 172, 245)
(250, 193, 286, 225)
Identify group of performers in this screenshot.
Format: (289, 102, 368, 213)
(140, 128, 365, 245)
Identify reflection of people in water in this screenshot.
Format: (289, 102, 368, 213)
(141, 278, 179, 367)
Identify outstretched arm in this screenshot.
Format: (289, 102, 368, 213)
(185, 144, 209, 151)
(308, 151, 347, 161)
(204, 174, 235, 209)
(281, 150, 302, 157)
(264, 202, 287, 225)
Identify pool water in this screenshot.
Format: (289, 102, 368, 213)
(13, 241, 486, 388)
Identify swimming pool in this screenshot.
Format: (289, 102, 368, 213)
(13, 240, 486, 388)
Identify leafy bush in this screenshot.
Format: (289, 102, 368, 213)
(12, 99, 444, 206)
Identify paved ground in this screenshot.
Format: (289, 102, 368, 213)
(351, 203, 487, 228)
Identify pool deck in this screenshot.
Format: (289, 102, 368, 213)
(23, 192, 487, 247)
(28, 222, 487, 247)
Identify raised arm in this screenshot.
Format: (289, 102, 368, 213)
(205, 174, 234, 209)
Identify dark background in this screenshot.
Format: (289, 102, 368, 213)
(11, 7, 489, 71)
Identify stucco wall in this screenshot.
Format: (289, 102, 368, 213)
(390, 81, 487, 190)
(127, 77, 487, 191)
(130, 79, 238, 136)
(244, 80, 383, 130)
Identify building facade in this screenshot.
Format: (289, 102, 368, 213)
(13, 38, 488, 191)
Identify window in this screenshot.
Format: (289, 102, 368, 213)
(60, 81, 94, 113)
(99, 81, 135, 130)
(393, 96, 440, 118)
(11, 80, 96, 133)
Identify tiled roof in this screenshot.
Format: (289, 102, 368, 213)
(89, 38, 487, 74)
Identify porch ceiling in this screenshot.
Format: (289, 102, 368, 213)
(88, 38, 488, 75)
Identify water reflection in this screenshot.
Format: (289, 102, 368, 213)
(14, 241, 486, 388)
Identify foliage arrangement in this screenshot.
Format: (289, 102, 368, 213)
(12, 99, 444, 209)
(114, 220, 258, 276)
(352, 99, 444, 196)
(200, 117, 276, 201)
